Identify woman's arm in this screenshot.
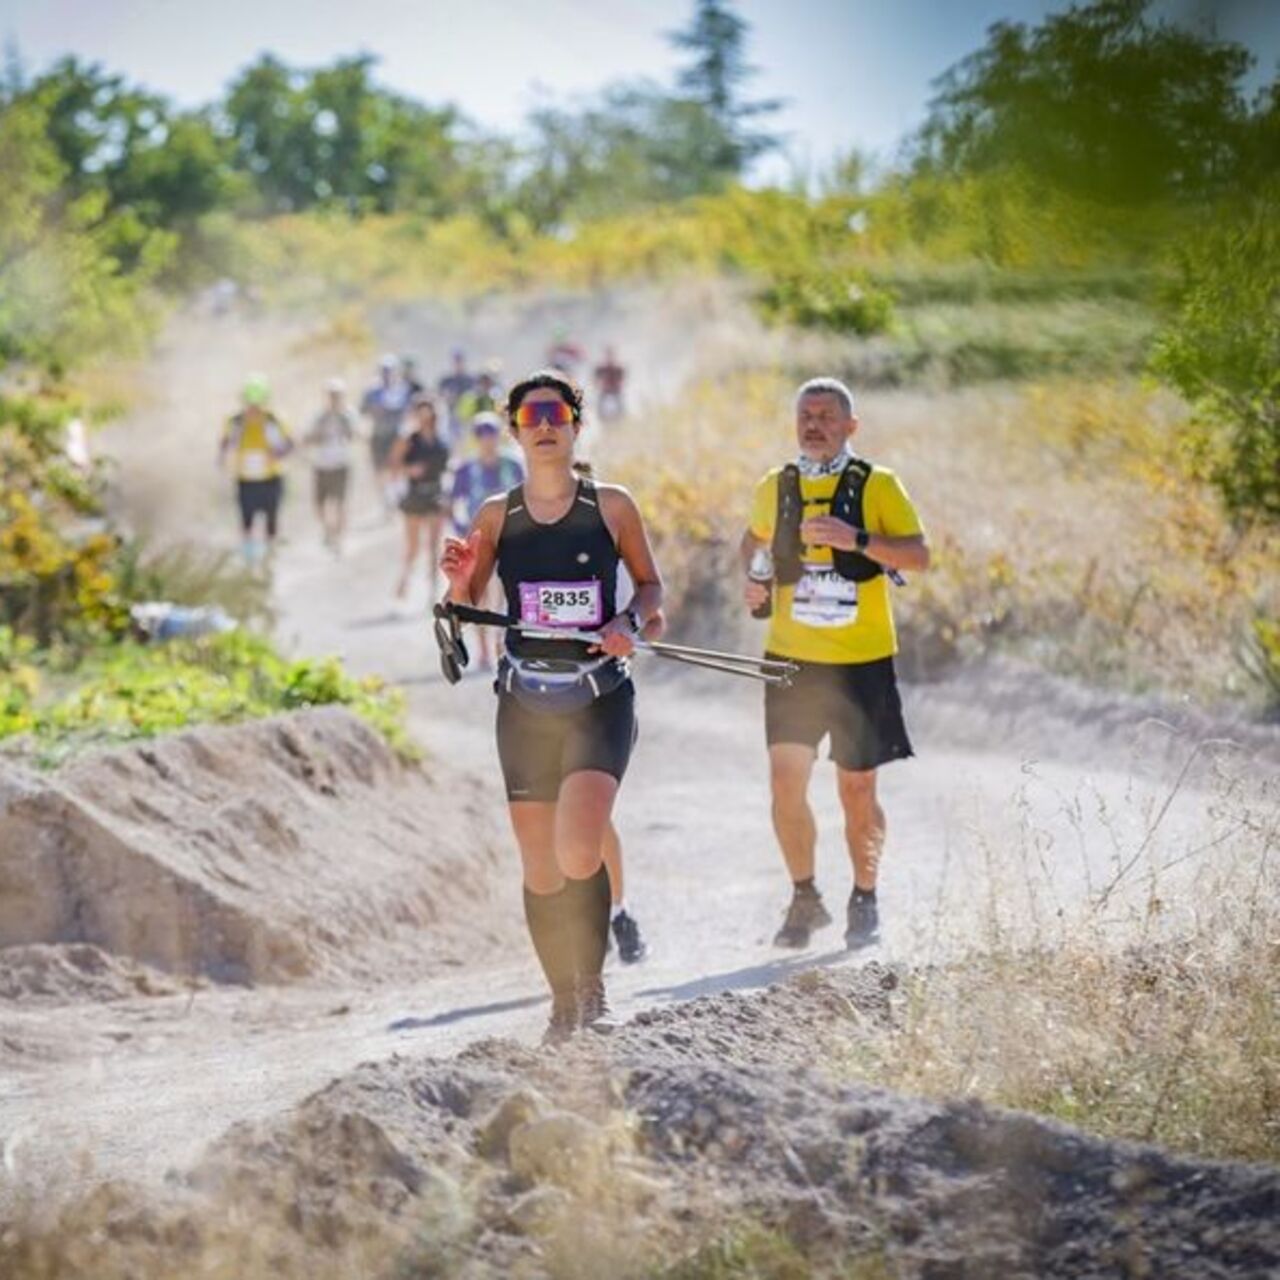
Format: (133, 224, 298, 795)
(442, 494, 503, 606)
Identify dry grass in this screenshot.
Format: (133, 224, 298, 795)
(838, 745, 1280, 1164)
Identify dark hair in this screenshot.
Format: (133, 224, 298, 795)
(505, 368, 584, 426)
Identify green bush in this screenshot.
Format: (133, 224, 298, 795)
(756, 268, 893, 335)
(1151, 188, 1280, 526)
(2, 631, 417, 766)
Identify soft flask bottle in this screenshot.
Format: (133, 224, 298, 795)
(748, 547, 774, 620)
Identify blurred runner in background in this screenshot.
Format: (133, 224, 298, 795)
(437, 348, 475, 442)
(546, 329, 585, 379)
(448, 412, 524, 668)
(593, 346, 627, 422)
(361, 355, 412, 515)
(303, 377, 356, 554)
(390, 393, 451, 602)
(401, 355, 425, 398)
(454, 359, 504, 446)
(219, 374, 294, 566)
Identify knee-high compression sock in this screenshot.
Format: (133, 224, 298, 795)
(523, 886, 575, 998)
(563, 865, 612, 980)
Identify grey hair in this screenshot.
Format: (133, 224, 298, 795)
(795, 377, 856, 417)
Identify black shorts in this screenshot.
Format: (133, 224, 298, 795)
(496, 681, 637, 802)
(237, 477, 283, 535)
(764, 654, 913, 772)
(399, 486, 444, 516)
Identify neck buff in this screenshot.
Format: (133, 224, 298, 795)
(796, 444, 852, 478)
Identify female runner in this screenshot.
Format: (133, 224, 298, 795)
(441, 370, 663, 1040)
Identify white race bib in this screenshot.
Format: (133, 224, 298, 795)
(790, 564, 858, 628)
(519, 580, 603, 628)
(240, 449, 270, 480)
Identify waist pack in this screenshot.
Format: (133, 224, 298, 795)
(498, 653, 629, 714)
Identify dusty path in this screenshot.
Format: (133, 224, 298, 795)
(2, 301, 1271, 1203)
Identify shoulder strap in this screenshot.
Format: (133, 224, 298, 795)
(771, 465, 804, 586)
(831, 455, 883, 584)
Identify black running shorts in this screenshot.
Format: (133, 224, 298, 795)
(764, 653, 913, 772)
(237, 477, 283, 535)
(496, 681, 637, 802)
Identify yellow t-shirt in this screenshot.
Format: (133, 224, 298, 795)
(224, 410, 291, 481)
(749, 463, 923, 665)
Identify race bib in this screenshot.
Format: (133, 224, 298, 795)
(519, 580, 603, 628)
(240, 449, 270, 480)
(790, 564, 858, 628)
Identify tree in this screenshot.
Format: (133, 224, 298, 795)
(1151, 189, 1280, 525)
(0, 99, 162, 371)
(10, 57, 235, 231)
(668, 0, 783, 182)
(916, 0, 1258, 205)
(222, 53, 465, 215)
(514, 82, 735, 228)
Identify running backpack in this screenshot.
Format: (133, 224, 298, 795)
(772, 456, 882, 586)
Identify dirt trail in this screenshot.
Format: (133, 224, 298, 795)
(2, 298, 1275, 1213)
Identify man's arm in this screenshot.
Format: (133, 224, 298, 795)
(800, 519, 930, 572)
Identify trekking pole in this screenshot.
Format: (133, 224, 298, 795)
(435, 602, 797, 686)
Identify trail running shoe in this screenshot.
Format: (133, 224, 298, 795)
(611, 910, 648, 964)
(772, 887, 833, 948)
(845, 891, 880, 950)
(577, 975, 616, 1033)
(543, 989, 578, 1045)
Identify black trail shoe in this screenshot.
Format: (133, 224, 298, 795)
(543, 989, 578, 1044)
(577, 975, 617, 1034)
(611, 910, 648, 964)
(845, 890, 880, 950)
(773, 887, 833, 949)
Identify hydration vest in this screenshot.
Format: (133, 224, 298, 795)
(772, 455, 882, 586)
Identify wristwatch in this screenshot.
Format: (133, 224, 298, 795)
(855, 529, 871, 552)
(624, 607, 642, 633)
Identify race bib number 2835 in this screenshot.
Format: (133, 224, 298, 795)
(519, 580, 603, 628)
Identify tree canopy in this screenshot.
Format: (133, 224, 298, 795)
(916, 0, 1266, 204)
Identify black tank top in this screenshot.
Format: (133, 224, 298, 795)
(497, 479, 619, 660)
(403, 432, 449, 498)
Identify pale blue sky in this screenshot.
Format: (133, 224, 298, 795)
(3, 0, 1278, 178)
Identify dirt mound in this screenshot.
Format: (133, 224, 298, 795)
(0, 708, 512, 985)
(0, 944, 179, 1002)
(8, 964, 1275, 1279)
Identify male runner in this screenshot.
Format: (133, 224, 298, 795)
(220, 375, 293, 565)
(437, 348, 476, 442)
(593, 346, 627, 422)
(741, 377, 930, 949)
(303, 377, 355, 553)
(448, 413, 524, 665)
(361, 355, 411, 513)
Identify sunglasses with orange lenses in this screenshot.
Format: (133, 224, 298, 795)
(513, 399, 575, 429)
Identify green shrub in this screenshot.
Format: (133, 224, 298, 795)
(1151, 188, 1280, 526)
(756, 269, 893, 335)
(3, 631, 417, 766)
